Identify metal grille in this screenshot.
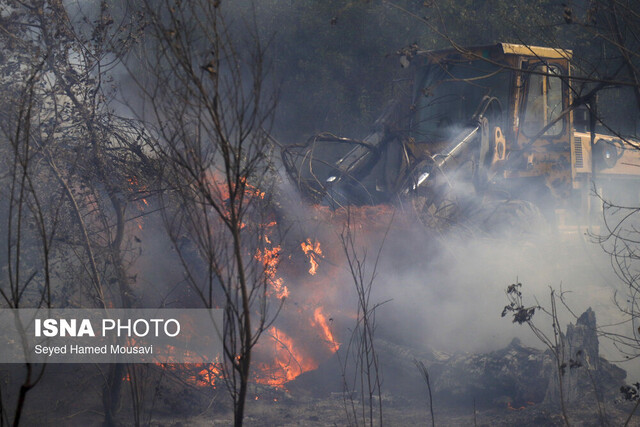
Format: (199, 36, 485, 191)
(574, 137, 583, 168)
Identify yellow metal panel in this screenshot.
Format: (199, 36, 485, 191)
(500, 43, 572, 59)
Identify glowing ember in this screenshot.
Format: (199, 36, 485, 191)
(195, 364, 222, 387)
(300, 238, 323, 275)
(507, 401, 534, 411)
(312, 307, 339, 353)
(206, 173, 265, 206)
(127, 176, 147, 232)
(157, 362, 222, 388)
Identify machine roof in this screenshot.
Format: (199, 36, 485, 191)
(499, 43, 572, 59)
(418, 43, 572, 60)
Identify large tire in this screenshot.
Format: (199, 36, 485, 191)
(412, 191, 461, 232)
(471, 199, 549, 238)
(411, 159, 477, 232)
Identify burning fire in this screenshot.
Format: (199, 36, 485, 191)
(153, 363, 222, 388)
(253, 306, 340, 389)
(255, 326, 319, 388)
(251, 234, 347, 389)
(300, 238, 323, 275)
(206, 173, 265, 209)
(195, 363, 222, 387)
(253, 218, 289, 300)
(136, 182, 374, 392)
(255, 245, 289, 299)
(312, 307, 339, 353)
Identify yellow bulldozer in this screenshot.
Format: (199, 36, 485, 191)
(282, 43, 640, 235)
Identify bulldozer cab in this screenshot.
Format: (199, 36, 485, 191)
(410, 44, 574, 201)
(283, 42, 640, 233)
(410, 43, 640, 231)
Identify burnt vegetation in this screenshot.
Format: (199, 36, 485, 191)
(1, 0, 640, 426)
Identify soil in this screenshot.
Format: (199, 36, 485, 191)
(170, 393, 638, 426)
(6, 362, 638, 426)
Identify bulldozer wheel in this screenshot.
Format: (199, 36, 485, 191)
(476, 199, 548, 238)
(412, 196, 549, 241)
(412, 192, 462, 232)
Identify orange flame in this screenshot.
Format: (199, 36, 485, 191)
(255, 326, 318, 389)
(255, 244, 289, 299)
(206, 173, 265, 209)
(156, 362, 222, 388)
(195, 364, 222, 387)
(300, 238, 323, 275)
(507, 401, 534, 411)
(312, 307, 339, 353)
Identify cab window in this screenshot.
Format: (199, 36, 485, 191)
(522, 64, 564, 137)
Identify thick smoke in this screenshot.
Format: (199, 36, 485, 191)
(272, 164, 638, 382)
